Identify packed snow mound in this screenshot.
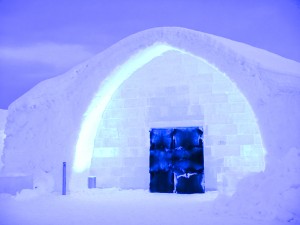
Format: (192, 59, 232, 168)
(0, 109, 7, 170)
(214, 35, 300, 75)
(214, 147, 300, 224)
(0, 109, 7, 127)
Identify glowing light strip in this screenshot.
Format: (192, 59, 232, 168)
(73, 43, 180, 173)
(72, 41, 266, 176)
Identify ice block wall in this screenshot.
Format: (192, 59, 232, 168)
(91, 50, 265, 194)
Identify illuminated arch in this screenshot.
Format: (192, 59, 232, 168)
(70, 42, 265, 190)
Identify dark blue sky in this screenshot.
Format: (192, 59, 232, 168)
(0, 0, 300, 109)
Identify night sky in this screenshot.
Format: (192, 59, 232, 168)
(0, 0, 299, 109)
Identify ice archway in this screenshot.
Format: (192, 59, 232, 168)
(71, 42, 265, 193)
(73, 43, 177, 173)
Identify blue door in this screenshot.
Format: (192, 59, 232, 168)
(149, 127, 205, 194)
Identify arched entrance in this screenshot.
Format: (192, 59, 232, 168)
(72, 44, 265, 195)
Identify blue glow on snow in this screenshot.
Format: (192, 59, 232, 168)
(73, 42, 266, 178)
(93, 147, 118, 158)
(73, 43, 181, 173)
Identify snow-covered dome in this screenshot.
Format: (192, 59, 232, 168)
(1, 28, 300, 204)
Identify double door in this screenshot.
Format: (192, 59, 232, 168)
(149, 127, 205, 193)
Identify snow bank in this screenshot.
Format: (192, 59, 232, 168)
(0, 109, 7, 170)
(214, 147, 300, 224)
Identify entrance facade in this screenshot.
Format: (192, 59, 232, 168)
(89, 48, 265, 194)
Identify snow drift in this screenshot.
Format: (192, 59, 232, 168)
(0, 109, 7, 170)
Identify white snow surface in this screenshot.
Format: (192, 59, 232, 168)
(2, 146, 297, 225)
(0, 109, 7, 170)
(0, 109, 7, 127)
(1, 27, 300, 224)
(0, 188, 295, 225)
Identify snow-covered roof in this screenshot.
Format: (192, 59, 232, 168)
(10, 27, 300, 110)
(0, 109, 7, 128)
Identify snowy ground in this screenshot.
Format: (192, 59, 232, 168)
(0, 188, 292, 225)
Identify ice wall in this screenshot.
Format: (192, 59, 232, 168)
(2, 27, 300, 195)
(91, 50, 265, 194)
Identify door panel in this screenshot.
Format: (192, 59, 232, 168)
(149, 127, 205, 194)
